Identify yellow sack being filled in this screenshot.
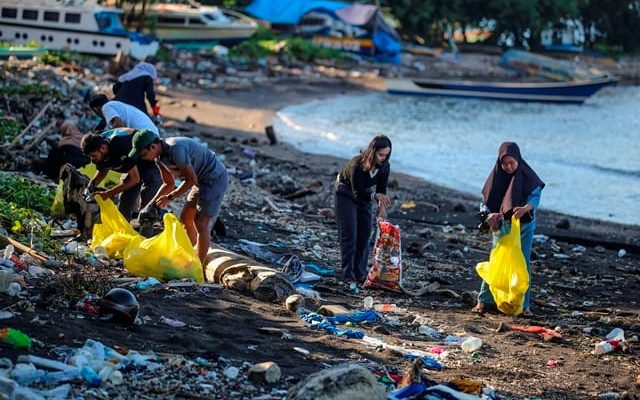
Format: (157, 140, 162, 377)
(91, 197, 141, 259)
(123, 213, 204, 283)
(475, 217, 529, 316)
(51, 164, 122, 216)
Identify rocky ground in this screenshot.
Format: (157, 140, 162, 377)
(0, 49, 639, 399)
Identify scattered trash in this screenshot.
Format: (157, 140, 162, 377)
(460, 337, 483, 353)
(284, 294, 305, 313)
(0, 328, 32, 348)
(134, 277, 161, 290)
(159, 316, 187, 328)
(248, 361, 281, 384)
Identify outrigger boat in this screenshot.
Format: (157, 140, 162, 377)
(385, 77, 618, 104)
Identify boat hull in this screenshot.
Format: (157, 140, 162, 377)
(0, 24, 157, 60)
(385, 78, 618, 104)
(153, 26, 256, 44)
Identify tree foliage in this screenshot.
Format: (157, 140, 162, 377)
(382, 0, 640, 52)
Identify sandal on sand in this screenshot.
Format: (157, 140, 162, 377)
(471, 303, 485, 314)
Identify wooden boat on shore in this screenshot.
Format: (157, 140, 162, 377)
(385, 77, 618, 104)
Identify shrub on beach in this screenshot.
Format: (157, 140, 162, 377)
(230, 35, 345, 62)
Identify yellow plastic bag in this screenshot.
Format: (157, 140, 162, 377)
(123, 213, 204, 283)
(91, 197, 141, 259)
(475, 217, 530, 316)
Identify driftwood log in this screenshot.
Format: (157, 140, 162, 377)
(204, 245, 294, 303)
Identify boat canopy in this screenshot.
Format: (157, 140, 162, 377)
(245, 0, 400, 63)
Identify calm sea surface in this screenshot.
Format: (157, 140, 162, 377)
(273, 85, 640, 225)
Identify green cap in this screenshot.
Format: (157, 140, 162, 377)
(128, 129, 159, 159)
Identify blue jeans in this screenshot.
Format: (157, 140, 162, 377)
(478, 220, 535, 310)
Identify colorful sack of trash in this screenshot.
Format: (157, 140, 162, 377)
(364, 219, 403, 292)
(91, 197, 141, 259)
(123, 213, 204, 283)
(475, 217, 530, 316)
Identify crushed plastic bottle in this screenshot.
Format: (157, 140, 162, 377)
(3, 245, 14, 260)
(460, 336, 483, 353)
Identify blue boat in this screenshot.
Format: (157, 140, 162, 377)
(385, 77, 618, 104)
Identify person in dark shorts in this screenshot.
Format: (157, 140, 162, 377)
(129, 131, 228, 269)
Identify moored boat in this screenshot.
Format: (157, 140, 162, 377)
(130, 1, 257, 44)
(385, 77, 618, 104)
(0, 0, 158, 59)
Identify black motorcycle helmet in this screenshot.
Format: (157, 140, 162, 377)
(99, 288, 139, 325)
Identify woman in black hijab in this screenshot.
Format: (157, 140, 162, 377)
(472, 142, 544, 316)
(335, 135, 392, 292)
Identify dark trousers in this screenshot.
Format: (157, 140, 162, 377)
(118, 160, 162, 220)
(335, 192, 373, 283)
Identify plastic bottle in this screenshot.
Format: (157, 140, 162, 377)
(605, 328, 624, 341)
(594, 339, 622, 355)
(80, 365, 102, 386)
(3, 245, 14, 260)
(363, 296, 374, 310)
(460, 336, 483, 353)
(418, 325, 440, 339)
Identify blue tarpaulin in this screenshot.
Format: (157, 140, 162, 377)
(245, 0, 347, 25)
(245, 0, 401, 64)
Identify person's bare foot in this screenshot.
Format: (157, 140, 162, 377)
(471, 303, 486, 314)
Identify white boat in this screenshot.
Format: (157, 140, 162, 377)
(133, 1, 257, 44)
(0, 0, 158, 59)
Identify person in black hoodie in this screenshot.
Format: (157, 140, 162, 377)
(335, 135, 392, 292)
(112, 62, 159, 118)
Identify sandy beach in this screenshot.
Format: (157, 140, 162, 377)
(1, 54, 639, 399)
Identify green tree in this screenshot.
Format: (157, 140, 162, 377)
(578, 0, 640, 52)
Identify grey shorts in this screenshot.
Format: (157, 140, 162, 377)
(186, 164, 228, 218)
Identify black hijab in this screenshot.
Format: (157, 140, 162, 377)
(481, 142, 545, 219)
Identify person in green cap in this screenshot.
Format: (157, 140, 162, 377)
(80, 128, 162, 221)
(129, 130, 228, 269)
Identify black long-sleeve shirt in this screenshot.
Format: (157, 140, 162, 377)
(336, 155, 390, 204)
(113, 76, 157, 115)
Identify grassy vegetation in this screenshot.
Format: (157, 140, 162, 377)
(41, 50, 73, 66)
(0, 173, 55, 214)
(0, 119, 23, 142)
(0, 173, 56, 251)
(230, 28, 345, 62)
(0, 84, 58, 97)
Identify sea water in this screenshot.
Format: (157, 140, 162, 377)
(273, 86, 640, 225)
